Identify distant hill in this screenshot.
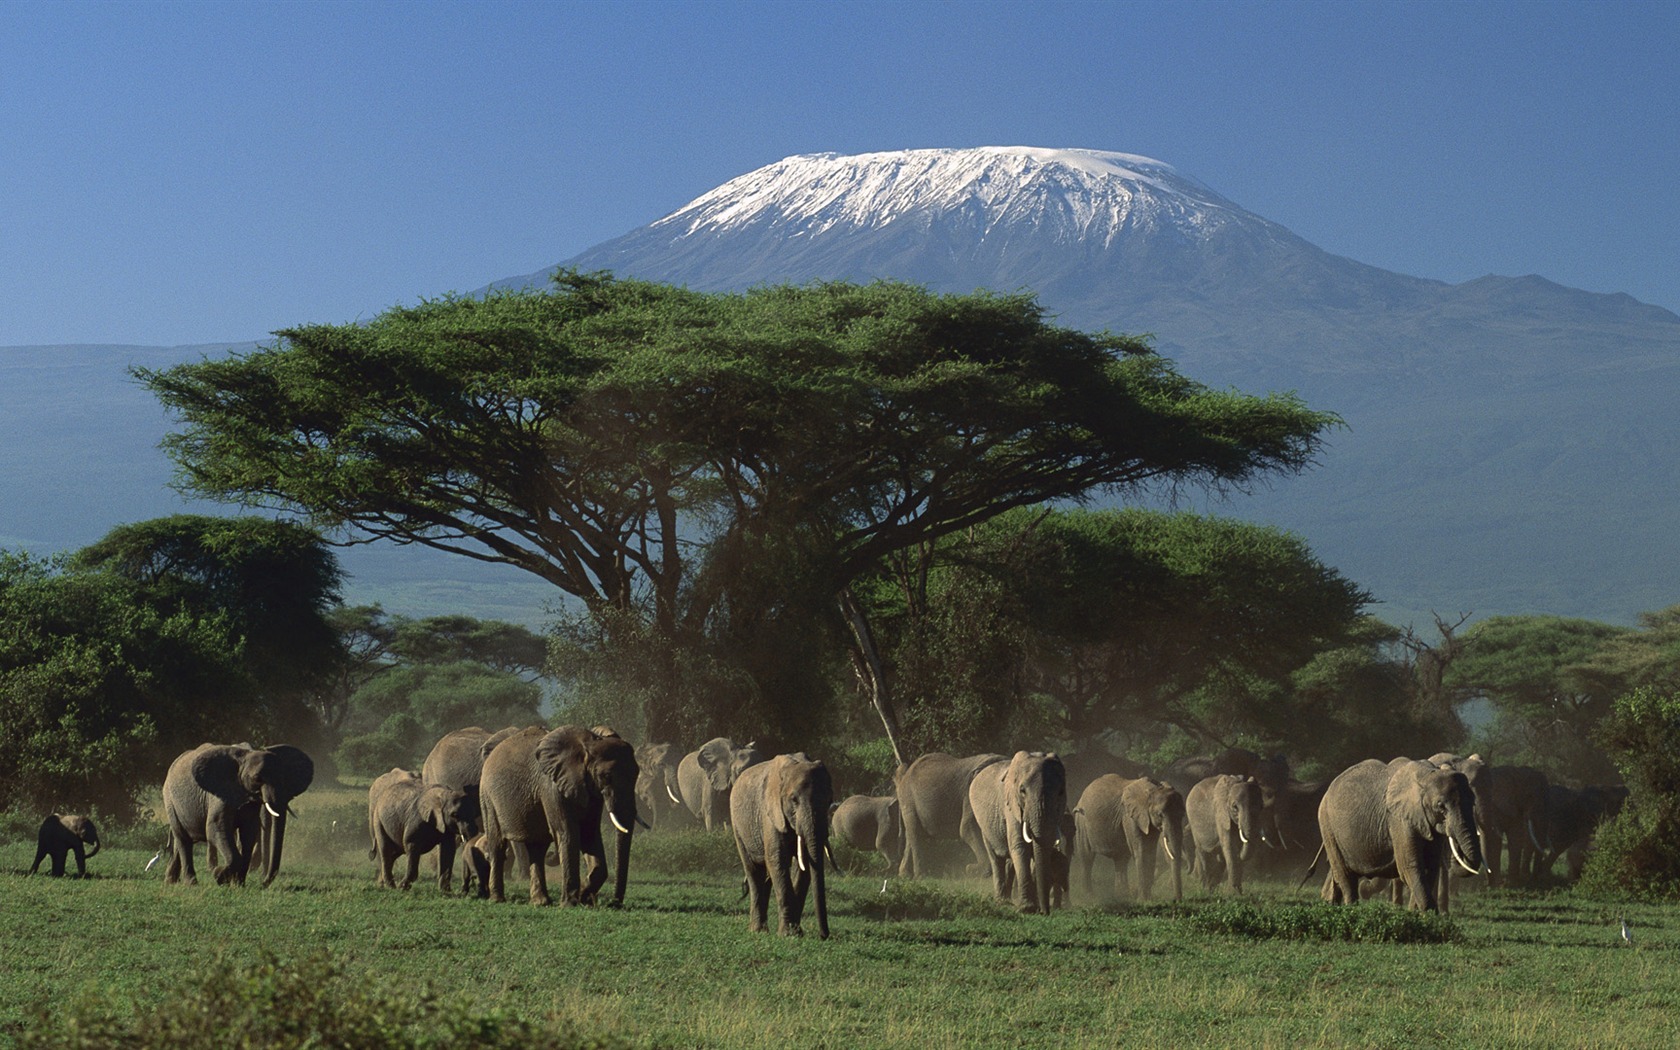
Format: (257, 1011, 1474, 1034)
(486, 147, 1680, 626)
(0, 343, 557, 628)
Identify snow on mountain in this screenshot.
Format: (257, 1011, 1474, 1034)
(648, 147, 1266, 248)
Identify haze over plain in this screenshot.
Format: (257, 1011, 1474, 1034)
(2, 1, 1676, 627)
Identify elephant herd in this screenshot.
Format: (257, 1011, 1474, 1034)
(25, 731, 1626, 927)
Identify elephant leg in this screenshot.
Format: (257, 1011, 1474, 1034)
(900, 818, 923, 879)
(1223, 834, 1244, 894)
(209, 822, 243, 886)
(960, 810, 990, 877)
(400, 846, 424, 890)
(785, 864, 812, 936)
(377, 841, 399, 887)
(1484, 831, 1505, 889)
(436, 838, 457, 894)
(1008, 843, 1038, 913)
(768, 848, 799, 935)
(744, 862, 771, 933)
(1136, 835, 1157, 901)
(525, 841, 553, 906)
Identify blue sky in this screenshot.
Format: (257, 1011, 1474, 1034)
(3, 0, 1677, 347)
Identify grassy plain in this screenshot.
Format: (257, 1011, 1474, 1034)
(1, 788, 1675, 1048)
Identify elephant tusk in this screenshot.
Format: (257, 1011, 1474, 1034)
(1163, 836, 1176, 862)
(666, 784, 682, 806)
(264, 802, 282, 820)
(1449, 834, 1480, 876)
(1022, 823, 1034, 846)
(881, 878, 889, 894)
(796, 835, 808, 873)
(1528, 819, 1545, 853)
(609, 812, 631, 836)
(1238, 828, 1250, 846)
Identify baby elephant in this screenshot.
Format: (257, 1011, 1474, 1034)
(831, 795, 904, 873)
(31, 813, 100, 877)
(368, 769, 481, 891)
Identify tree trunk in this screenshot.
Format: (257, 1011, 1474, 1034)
(839, 587, 906, 768)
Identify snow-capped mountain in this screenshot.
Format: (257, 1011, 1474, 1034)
(647, 147, 1258, 246)
(483, 146, 1680, 624)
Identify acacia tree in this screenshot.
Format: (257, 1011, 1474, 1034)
(873, 506, 1372, 759)
(139, 273, 1337, 751)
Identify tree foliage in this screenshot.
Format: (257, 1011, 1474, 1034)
(1581, 687, 1680, 899)
(869, 506, 1375, 760)
(329, 608, 545, 777)
(140, 274, 1338, 743)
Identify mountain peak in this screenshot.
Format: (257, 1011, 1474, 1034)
(650, 146, 1256, 247)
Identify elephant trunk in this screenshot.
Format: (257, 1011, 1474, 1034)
(608, 787, 635, 906)
(799, 809, 829, 939)
(1165, 817, 1185, 901)
(1032, 838, 1052, 914)
(82, 834, 100, 861)
(262, 810, 287, 888)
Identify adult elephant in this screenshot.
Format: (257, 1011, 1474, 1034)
(479, 724, 639, 906)
(635, 742, 690, 830)
(1185, 774, 1265, 894)
(1072, 775, 1184, 902)
(1430, 753, 1549, 887)
(1542, 783, 1627, 881)
(731, 752, 833, 938)
(894, 752, 1004, 879)
(1318, 757, 1483, 912)
(1253, 778, 1329, 880)
(423, 725, 525, 886)
(30, 813, 100, 877)
(832, 795, 904, 873)
(367, 768, 481, 891)
(677, 737, 764, 831)
(969, 751, 1068, 913)
(162, 743, 314, 887)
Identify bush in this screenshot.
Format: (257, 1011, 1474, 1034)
(1580, 686, 1680, 900)
(1186, 899, 1458, 943)
(18, 950, 628, 1050)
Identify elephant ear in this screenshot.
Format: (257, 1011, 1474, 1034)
(535, 726, 591, 800)
(1386, 762, 1435, 841)
(254, 745, 316, 800)
(698, 737, 736, 791)
(191, 746, 251, 806)
(641, 742, 670, 768)
(420, 787, 449, 835)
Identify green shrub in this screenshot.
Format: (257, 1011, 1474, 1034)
(1581, 686, 1680, 900)
(850, 878, 1016, 922)
(1186, 899, 1459, 943)
(631, 827, 741, 876)
(19, 950, 627, 1050)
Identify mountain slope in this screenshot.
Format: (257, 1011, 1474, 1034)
(495, 147, 1680, 625)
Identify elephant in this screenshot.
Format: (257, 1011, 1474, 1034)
(1251, 778, 1329, 880)
(423, 725, 526, 883)
(677, 737, 764, 831)
(1430, 753, 1549, 887)
(1541, 783, 1627, 881)
(831, 794, 904, 873)
(635, 742, 691, 830)
(367, 768, 481, 891)
(30, 813, 100, 877)
(968, 751, 1068, 913)
(730, 752, 833, 938)
(162, 742, 314, 887)
(1185, 774, 1265, 893)
(893, 751, 1004, 878)
(1317, 757, 1484, 912)
(1072, 775, 1185, 902)
(479, 724, 639, 906)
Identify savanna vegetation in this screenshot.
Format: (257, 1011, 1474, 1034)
(5, 273, 1680, 1044)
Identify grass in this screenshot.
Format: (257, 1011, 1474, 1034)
(2, 799, 1678, 1048)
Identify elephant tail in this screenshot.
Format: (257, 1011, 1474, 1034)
(1296, 844, 1325, 891)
